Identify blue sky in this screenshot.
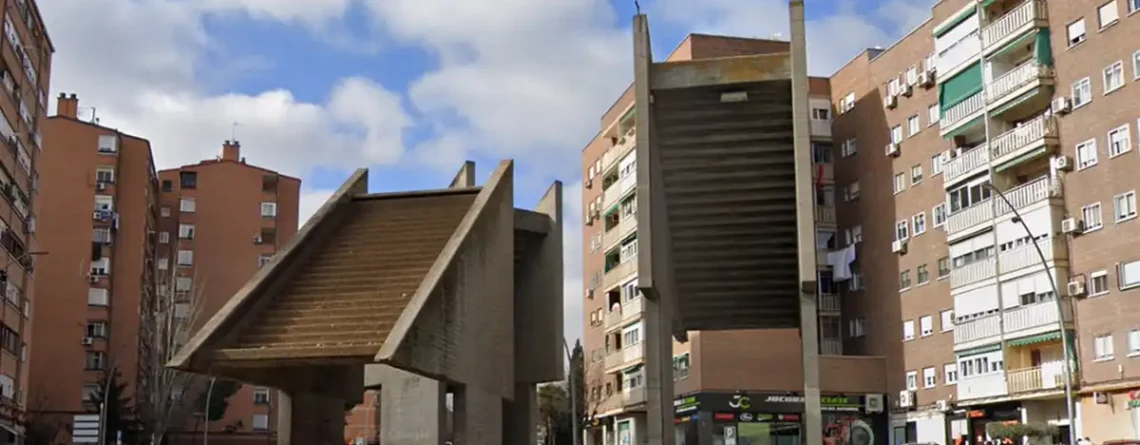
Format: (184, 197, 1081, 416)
(42, 0, 935, 343)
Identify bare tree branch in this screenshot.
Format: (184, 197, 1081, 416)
(582, 366, 610, 422)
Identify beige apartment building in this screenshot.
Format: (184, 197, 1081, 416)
(584, 0, 1140, 443)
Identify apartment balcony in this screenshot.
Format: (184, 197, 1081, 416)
(1003, 302, 1061, 337)
(998, 239, 1055, 275)
(819, 293, 840, 313)
(601, 131, 636, 173)
(958, 373, 1008, 400)
(601, 185, 624, 216)
(986, 61, 1053, 110)
(989, 115, 1058, 171)
(621, 387, 647, 406)
(1006, 361, 1073, 394)
(951, 258, 995, 288)
(821, 337, 842, 355)
(604, 297, 644, 331)
(605, 343, 645, 372)
(946, 176, 1058, 240)
(813, 163, 834, 183)
(982, 0, 1048, 53)
(940, 92, 985, 137)
(603, 215, 637, 252)
(954, 314, 1001, 350)
(602, 258, 636, 291)
(815, 206, 836, 225)
(944, 145, 990, 187)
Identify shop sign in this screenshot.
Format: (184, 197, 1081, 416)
(1128, 390, 1140, 409)
(674, 392, 867, 415)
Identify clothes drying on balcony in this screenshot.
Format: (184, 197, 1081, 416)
(827, 245, 857, 281)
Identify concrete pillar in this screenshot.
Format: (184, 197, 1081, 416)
(380, 367, 447, 445)
(453, 385, 504, 445)
(276, 391, 346, 445)
(503, 383, 537, 445)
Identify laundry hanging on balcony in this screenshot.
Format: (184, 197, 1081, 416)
(827, 245, 857, 281)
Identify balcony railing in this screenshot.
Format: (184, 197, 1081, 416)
(958, 373, 1008, 400)
(982, 0, 1047, 49)
(1002, 302, 1060, 334)
(990, 115, 1056, 161)
(622, 387, 647, 406)
(821, 338, 842, 355)
(819, 293, 840, 312)
(605, 343, 645, 371)
(941, 92, 984, 131)
(951, 258, 995, 288)
(944, 145, 990, 184)
(815, 206, 836, 224)
(1006, 361, 1072, 393)
(603, 216, 637, 251)
(954, 314, 1001, 345)
(986, 61, 1052, 104)
(601, 134, 636, 172)
(602, 258, 636, 291)
(947, 201, 993, 235)
(947, 176, 1057, 237)
(998, 240, 1054, 275)
(602, 185, 623, 214)
(605, 297, 644, 330)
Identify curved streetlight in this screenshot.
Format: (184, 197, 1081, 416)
(981, 183, 1076, 445)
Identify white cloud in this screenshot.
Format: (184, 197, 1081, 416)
(298, 189, 335, 227)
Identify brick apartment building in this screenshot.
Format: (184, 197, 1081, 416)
(584, 1, 1140, 443)
(0, 0, 50, 440)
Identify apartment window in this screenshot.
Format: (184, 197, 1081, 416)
(1077, 139, 1098, 169)
(95, 168, 115, 184)
(941, 310, 955, 331)
(88, 288, 109, 306)
(175, 277, 193, 293)
(1098, 1, 1119, 28)
(895, 220, 910, 241)
(1094, 334, 1115, 360)
(94, 195, 114, 212)
(933, 203, 947, 227)
(97, 135, 118, 154)
(840, 92, 856, 113)
(893, 173, 906, 194)
(903, 320, 915, 341)
(848, 318, 866, 338)
(180, 198, 196, 212)
(891, 126, 903, 144)
(86, 322, 108, 338)
(261, 202, 278, 217)
(845, 225, 863, 245)
(673, 353, 691, 380)
(1134, 50, 1140, 79)
(944, 364, 959, 385)
(911, 165, 924, 185)
(177, 250, 194, 266)
(931, 153, 944, 176)
(252, 414, 269, 431)
(158, 232, 170, 244)
(179, 171, 198, 189)
(900, 270, 912, 291)
(917, 264, 930, 284)
(93, 228, 112, 244)
(157, 258, 169, 270)
(1089, 270, 1110, 296)
(928, 104, 939, 126)
(842, 138, 858, 157)
(1083, 203, 1104, 231)
(849, 271, 864, 291)
(161, 180, 173, 192)
(913, 212, 927, 235)
(254, 387, 270, 404)
(922, 367, 936, 388)
(908, 115, 920, 136)
(1115, 191, 1137, 222)
(1122, 259, 1140, 290)
(82, 384, 100, 402)
(178, 224, 195, 240)
(90, 258, 110, 276)
(905, 371, 918, 391)
(812, 107, 831, 120)
(1104, 61, 1125, 93)
(845, 181, 860, 201)
(920, 315, 933, 337)
(85, 351, 106, 370)
(259, 254, 273, 268)
(1129, 330, 1140, 355)
(906, 67, 918, 86)
(1067, 19, 1087, 46)
(1072, 77, 1092, 107)
(160, 207, 171, 217)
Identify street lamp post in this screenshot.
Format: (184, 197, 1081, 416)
(562, 339, 581, 445)
(203, 376, 217, 445)
(982, 183, 1077, 445)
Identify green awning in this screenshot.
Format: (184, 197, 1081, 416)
(943, 115, 984, 139)
(958, 343, 1002, 356)
(934, 7, 977, 38)
(1008, 331, 1061, 347)
(604, 203, 620, 216)
(1036, 28, 1054, 67)
(940, 62, 984, 113)
(990, 29, 1037, 59)
(994, 147, 1046, 173)
(991, 86, 1050, 116)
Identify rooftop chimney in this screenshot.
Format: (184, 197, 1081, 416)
(57, 93, 79, 119)
(221, 140, 241, 162)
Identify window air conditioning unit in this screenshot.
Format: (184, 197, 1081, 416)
(885, 143, 901, 157)
(936, 399, 951, 412)
(897, 390, 915, 408)
(892, 240, 908, 254)
(81, 337, 94, 346)
(1061, 217, 1085, 235)
(901, 83, 914, 97)
(253, 235, 263, 244)
(1052, 97, 1072, 115)
(1052, 155, 1073, 172)
(865, 394, 885, 413)
(884, 94, 898, 109)
(918, 71, 934, 88)
(1067, 280, 1086, 297)
(95, 182, 106, 191)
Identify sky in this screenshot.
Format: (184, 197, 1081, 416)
(41, 0, 936, 345)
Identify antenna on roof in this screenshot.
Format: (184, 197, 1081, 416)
(88, 107, 99, 124)
(231, 121, 241, 143)
(634, 0, 641, 14)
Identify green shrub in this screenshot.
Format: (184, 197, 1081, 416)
(985, 422, 1059, 440)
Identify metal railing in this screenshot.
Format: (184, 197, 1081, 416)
(1006, 362, 1072, 393)
(951, 258, 996, 288)
(990, 115, 1056, 160)
(986, 61, 1052, 104)
(941, 92, 984, 130)
(944, 145, 990, 183)
(982, 0, 1047, 48)
(954, 314, 1001, 345)
(998, 240, 1054, 274)
(1003, 302, 1060, 333)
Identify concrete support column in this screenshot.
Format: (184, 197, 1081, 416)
(503, 383, 537, 445)
(380, 367, 447, 445)
(453, 385, 504, 445)
(276, 391, 346, 445)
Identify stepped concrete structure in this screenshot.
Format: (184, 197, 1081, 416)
(168, 160, 564, 445)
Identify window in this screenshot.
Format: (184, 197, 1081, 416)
(1104, 61, 1125, 93)
(913, 212, 927, 235)
(917, 264, 930, 284)
(97, 135, 118, 154)
(1122, 259, 1140, 290)
(1076, 139, 1098, 169)
(1116, 191, 1137, 222)
(673, 353, 691, 380)
(938, 257, 951, 278)
(82, 384, 100, 402)
(1130, 330, 1140, 355)
(158, 258, 169, 270)
(1098, 1, 1119, 28)
(1072, 77, 1092, 107)
(895, 220, 910, 241)
(931, 153, 944, 176)
(891, 126, 903, 144)
(928, 104, 939, 126)
(94, 195, 114, 212)
(849, 318, 866, 337)
(1067, 19, 1086, 46)
(86, 321, 108, 338)
(160, 207, 171, 217)
(1094, 334, 1115, 360)
(842, 138, 858, 157)
(812, 143, 833, 164)
(900, 270, 912, 290)
(161, 180, 173, 192)
(254, 387, 270, 404)
(178, 224, 195, 240)
(158, 232, 170, 244)
(90, 258, 110, 276)
(944, 364, 959, 385)
(1135, 50, 1140, 80)
(180, 198, 196, 212)
(1083, 203, 1104, 231)
(93, 228, 112, 244)
(933, 203, 947, 227)
(179, 171, 198, 189)
(1132, 0, 1140, 16)
(812, 107, 831, 120)
(845, 225, 863, 245)
(845, 181, 860, 201)
(941, 310, 955, 331)
(911, 164, 924, 185)
(88, 288, 109, 306)
(894, 173, 907, 194)
(908, 115, 920, 136)
(840, 92, 856, 113)
(177, 250, 194, 266)
(261, 202, 278, 217)
(903, 320, 915, 340)
(252, 414, 269, 431)
(849, 271, 864, 291)
(259, 254, 273, 268)
(906, 66, 918, 85)
(95, 168, 115, 184)
(175, 277, 192, 293)
(920, 315, 933, 337)
(85, 351, 106, 370)
(1089, 270, 1110, 296)
(922, 367, 936, 388)
(905, 371, 918, 391)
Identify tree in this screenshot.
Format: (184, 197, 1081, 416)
(537, 383, 572, 445)
(136, 267, 210, 443)
(580, 365, 609, 426)
(24, 395, 67, 445)
(570, 340, 586, 427)
(91, 367, 140, 445)
(194, 379, 242, 423)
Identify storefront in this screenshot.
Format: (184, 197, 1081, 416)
(1079, 389, 1140, 441)
(962, 403, 1023, 444)
(673, 392, 888, 445)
